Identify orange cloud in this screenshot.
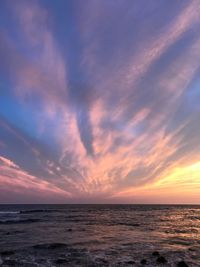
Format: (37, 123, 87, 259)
(111, 159, 200, 204)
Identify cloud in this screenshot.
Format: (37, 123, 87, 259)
(0, 116, 88, 197)
(0, 156, 71, 203)
(0, 0, 200, 202)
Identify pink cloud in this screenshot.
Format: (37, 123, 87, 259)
(0, 156, 72, 203)
(1, 0, 200, 203)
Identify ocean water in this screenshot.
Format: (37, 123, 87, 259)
(0, 205, 199, 266)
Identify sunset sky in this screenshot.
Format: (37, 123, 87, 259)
(0, 0, 200, 204)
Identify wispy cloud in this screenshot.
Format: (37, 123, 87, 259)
(0, 0, 200, 203)
(0, 156, 70, 203)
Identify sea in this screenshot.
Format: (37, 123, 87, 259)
(0, 205, 199, 267)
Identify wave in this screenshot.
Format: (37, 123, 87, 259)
(186, 215, 200, 220)
(165, 228, 198, 234)
(0, 211, 19, 214)
(33, 243, 68, 250)
(0, 209, 59, 215)
(20, 209, 59, 214)
(0, 218, 40, 224)
(117, 222, 140, 227)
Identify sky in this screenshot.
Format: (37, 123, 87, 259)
(0, 0, 200, 204)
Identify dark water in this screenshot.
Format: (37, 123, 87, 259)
(0, 205, 200, 266)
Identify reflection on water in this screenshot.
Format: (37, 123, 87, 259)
(0, 205, 199, 266)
